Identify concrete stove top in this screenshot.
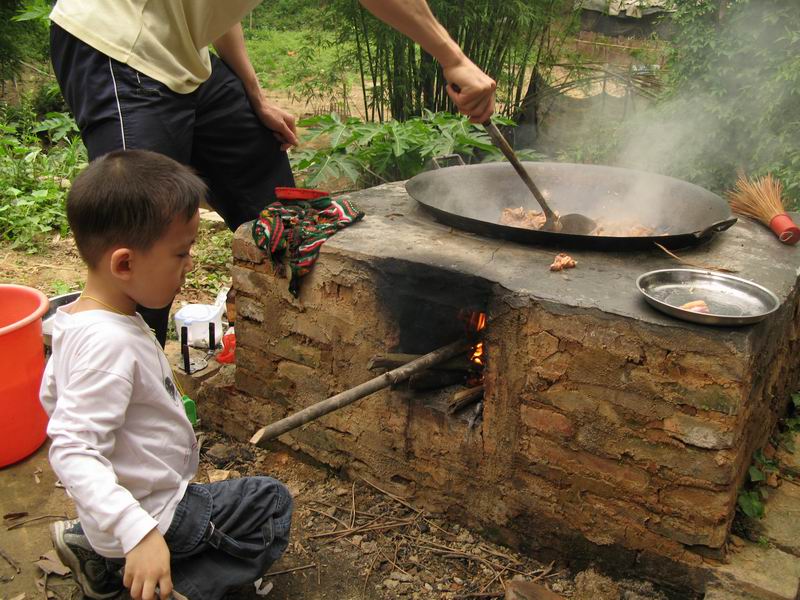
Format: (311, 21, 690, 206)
(325, 181, 800, 334)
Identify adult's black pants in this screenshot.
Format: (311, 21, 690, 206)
(51, 24, 295, 345)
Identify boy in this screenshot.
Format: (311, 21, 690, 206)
(40, 150, 292, 600)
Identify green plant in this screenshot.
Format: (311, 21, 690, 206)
(12, 0, 51, 23)
(737, 448, 780, 520)
(49, 279, 79, 296)
(1, 0, 49, 82)
(292, 111, 542, 189)
(0, 101, 86, 251)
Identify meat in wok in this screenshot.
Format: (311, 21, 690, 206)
(500, 207, 668, 238)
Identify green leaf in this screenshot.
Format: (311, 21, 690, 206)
(737, 490, 765, 519)
(749, 466, 765, 482)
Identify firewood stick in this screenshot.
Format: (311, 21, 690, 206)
(368, 353, 476, 372)
(447, 384, 484, 415)
(250, 340, 470, 446)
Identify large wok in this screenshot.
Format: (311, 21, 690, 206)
(405, 162, 737, 250)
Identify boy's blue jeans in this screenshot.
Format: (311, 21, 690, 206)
(110, 477, 292, 600)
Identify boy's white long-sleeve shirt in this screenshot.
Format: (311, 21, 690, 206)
(40, 306, 198, 558)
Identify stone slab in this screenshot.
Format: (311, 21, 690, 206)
(757, 482, 800, 557)
(777, 434, 800, 478)
(713, 543, 800, 600)
(315, 182, 800, 339)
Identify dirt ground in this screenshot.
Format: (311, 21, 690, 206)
(0, 429, 669, 600)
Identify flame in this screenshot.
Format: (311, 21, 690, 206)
(461, 311, 487, 371)
(470, 341, 485, 367)
(463, 310, 486, 333)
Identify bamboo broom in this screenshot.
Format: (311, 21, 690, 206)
(727, 173, 800, 245)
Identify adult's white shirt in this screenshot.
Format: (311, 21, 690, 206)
(50, 0, 260, 93)
(40, 305, 198, 558)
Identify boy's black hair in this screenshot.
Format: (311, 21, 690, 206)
(67, 150, 206, 268)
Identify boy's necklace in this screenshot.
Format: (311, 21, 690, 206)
(78, 293, 197, 425)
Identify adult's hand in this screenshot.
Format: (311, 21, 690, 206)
(123, 528, 172, 600)
(443, 58, 496, 124)
(248, 92, 299, 151)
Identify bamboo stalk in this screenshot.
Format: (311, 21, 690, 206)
(250, 340, 470, 446)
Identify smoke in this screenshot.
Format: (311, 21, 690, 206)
(558, 1, 800, 205)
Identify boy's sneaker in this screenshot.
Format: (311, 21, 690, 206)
(50, 519, 123, 599)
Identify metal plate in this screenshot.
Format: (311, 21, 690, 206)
(636, 269, 780, 326)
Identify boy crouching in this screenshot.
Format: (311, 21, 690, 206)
(40, 150, 292, 600)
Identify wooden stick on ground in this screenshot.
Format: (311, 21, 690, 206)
(264, 563, 317, 577)
(447, 384, 485, 415)
(251, 340, 470, 446)
(0, 547, 21, 573)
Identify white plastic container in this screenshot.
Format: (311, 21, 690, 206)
(173, 288, 228, 348)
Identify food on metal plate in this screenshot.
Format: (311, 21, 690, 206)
(499, 206, 662, 237)
(550, 253, 576, 271)
(679, 300, 710, 313)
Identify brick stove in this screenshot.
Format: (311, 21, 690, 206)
(209, 182, 800, 594)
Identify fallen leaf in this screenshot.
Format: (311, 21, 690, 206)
(35, 550, 71, 576)
(207, 469, 231, 483)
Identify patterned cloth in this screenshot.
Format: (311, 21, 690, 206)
(252, 188, 365, 297)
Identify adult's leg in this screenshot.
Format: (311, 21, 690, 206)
(164, 478, 292, 599)
(191, 56, 295, 232)
(50, 24, 196, 345)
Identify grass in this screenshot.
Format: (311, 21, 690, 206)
(246, 29, 348, 90)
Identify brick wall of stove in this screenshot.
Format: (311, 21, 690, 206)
(213, 234, 800, 592)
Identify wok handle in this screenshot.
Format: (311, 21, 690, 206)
(694, 217, 738, 238)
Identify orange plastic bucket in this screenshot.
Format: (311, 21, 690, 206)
(0, 284, 49, 467)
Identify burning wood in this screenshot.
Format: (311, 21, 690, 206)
(447, 384, 484, 415)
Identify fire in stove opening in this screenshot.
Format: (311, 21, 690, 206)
(463, 310, 487, 334)
(460, 310, 487, 372)
(470, 342, 485, 367)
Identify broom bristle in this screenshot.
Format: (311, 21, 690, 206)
(727, 173, 786, 224)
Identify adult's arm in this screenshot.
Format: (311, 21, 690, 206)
(213, 24, 299, 150)
(358, 0, 496, 123)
